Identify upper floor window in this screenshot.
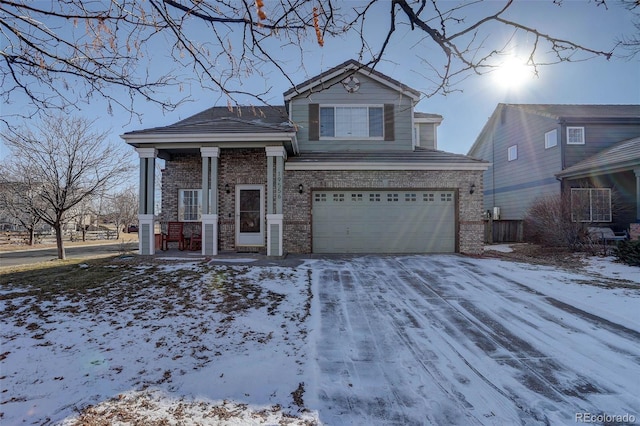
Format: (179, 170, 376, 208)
(567, 127, 585, 145)
(507, 145, 518, 161)
(545, 129, 558, 149)
(320, 106, 383, 138)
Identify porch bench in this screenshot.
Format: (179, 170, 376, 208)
(587, 227, 628, 245)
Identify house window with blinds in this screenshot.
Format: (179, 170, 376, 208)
(309, 103, 394, 141)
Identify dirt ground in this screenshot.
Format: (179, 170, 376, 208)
(482, 243, 591, 270)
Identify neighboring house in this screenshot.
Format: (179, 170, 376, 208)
(468, 104, 640, 232)
(122, 60, 489, 256)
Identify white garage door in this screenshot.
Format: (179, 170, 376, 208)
(312, 190, 456, 253)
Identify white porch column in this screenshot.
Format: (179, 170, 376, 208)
(135, 148, 157, 255)
(201, 147, 220, 256)
(634, 168, 640, 222)
(266, 146, 286, 256)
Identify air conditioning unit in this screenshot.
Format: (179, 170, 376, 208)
(492, 207, 501, 220)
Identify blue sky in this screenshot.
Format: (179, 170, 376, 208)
(2, 1, 638, 168)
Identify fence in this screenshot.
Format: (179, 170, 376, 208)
(484, 219, 524, 244)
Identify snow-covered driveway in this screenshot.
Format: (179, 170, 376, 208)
(311, 255, 639, 425)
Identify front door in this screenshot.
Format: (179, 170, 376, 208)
(236, 185, 265, 246)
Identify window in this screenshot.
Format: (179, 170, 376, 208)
(405, 193, 417, 202)
(508, 145, 518, 161)
(320, 106, 384, 138)
(571, 188, 611, 222)
(369, 193, 381, 202)
(545, 129, 558, 149)
(567, 127, 585, 145)
(178, 189, 201, 222)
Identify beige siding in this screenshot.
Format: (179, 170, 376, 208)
(289, 72, 414, 152)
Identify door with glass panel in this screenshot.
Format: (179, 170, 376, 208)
(235, 185, 264, 246)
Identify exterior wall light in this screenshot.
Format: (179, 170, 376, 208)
(299, 184, 304, 194)
(470, 183, 476, 195)
(225, 183, 230, 194)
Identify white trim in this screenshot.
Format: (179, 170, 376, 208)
(135, 147, 157, 158)
(178, 189, 202, 222)
(283, 64, 421, 101)
(319, 104, 384, 140)
(201, 147, 220, 157)
(545, 129, 558, 149)
(123, 132, 296, 143)
(567, 126, 585, 145)
(414, 117, 443, 124)
(235, 185, 265, 246)
(265, 146, 287, 158)
(508, 145, 518, 161)
(285, 162, 490, 171)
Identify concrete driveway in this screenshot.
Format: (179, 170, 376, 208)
(311, 255, 639, 425)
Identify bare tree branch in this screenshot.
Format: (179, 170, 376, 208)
(0, 0, 626, 122)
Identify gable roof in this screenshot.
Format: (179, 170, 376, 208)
(283, 59, 421, 102)
(556, 136, 640, 179)
(507, 104, 640, 120)
(468, 103, 640, 156)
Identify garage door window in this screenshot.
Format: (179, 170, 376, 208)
(387, 193, 399, 202)
(424, 193, 435, 202)
(370, 193, 381, 202)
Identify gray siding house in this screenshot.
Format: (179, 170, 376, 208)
(468, 104, 640, 232)
(123, 60, 489, 256)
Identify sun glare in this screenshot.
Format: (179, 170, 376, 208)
(493, 58, 533, 89)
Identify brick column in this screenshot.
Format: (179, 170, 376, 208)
(135, 148, 157, 255)
(266, 146, 286, 256)
(201, 147, 220, 256)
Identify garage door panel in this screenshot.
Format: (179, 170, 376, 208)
(312, 190, 455, 253)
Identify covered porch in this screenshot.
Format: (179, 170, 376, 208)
(556, 136, 640, 238)
(121, 106, 298, 257)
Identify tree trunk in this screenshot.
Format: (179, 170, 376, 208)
(29, 227, 35, 246)
(54, 223, 66, 260)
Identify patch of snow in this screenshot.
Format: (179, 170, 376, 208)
(483, 244, 514, 253)
(2, 255, 639, 425)
(210, 258, 258, 263)
(583, 255, 640, 284)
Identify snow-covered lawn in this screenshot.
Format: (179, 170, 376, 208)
(1, 253, 638, 425)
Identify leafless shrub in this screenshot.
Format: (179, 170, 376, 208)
(524, 192, 591, 251)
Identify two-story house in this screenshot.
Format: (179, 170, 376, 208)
(123, 60, 489, 256)
(468, 104, 640, 233)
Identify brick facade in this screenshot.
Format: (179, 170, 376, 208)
(161, 149, 267, 252)
(283, 169, 485, 255)
(162, 152, 485, 255)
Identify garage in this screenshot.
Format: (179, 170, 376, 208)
(312, 190, 456, 253)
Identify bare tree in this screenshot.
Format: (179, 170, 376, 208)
(2, 115, 133, 259)
(108, 186, 139, 240)
(0, 179, 44, 245)
(0, 0, 623, 121)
